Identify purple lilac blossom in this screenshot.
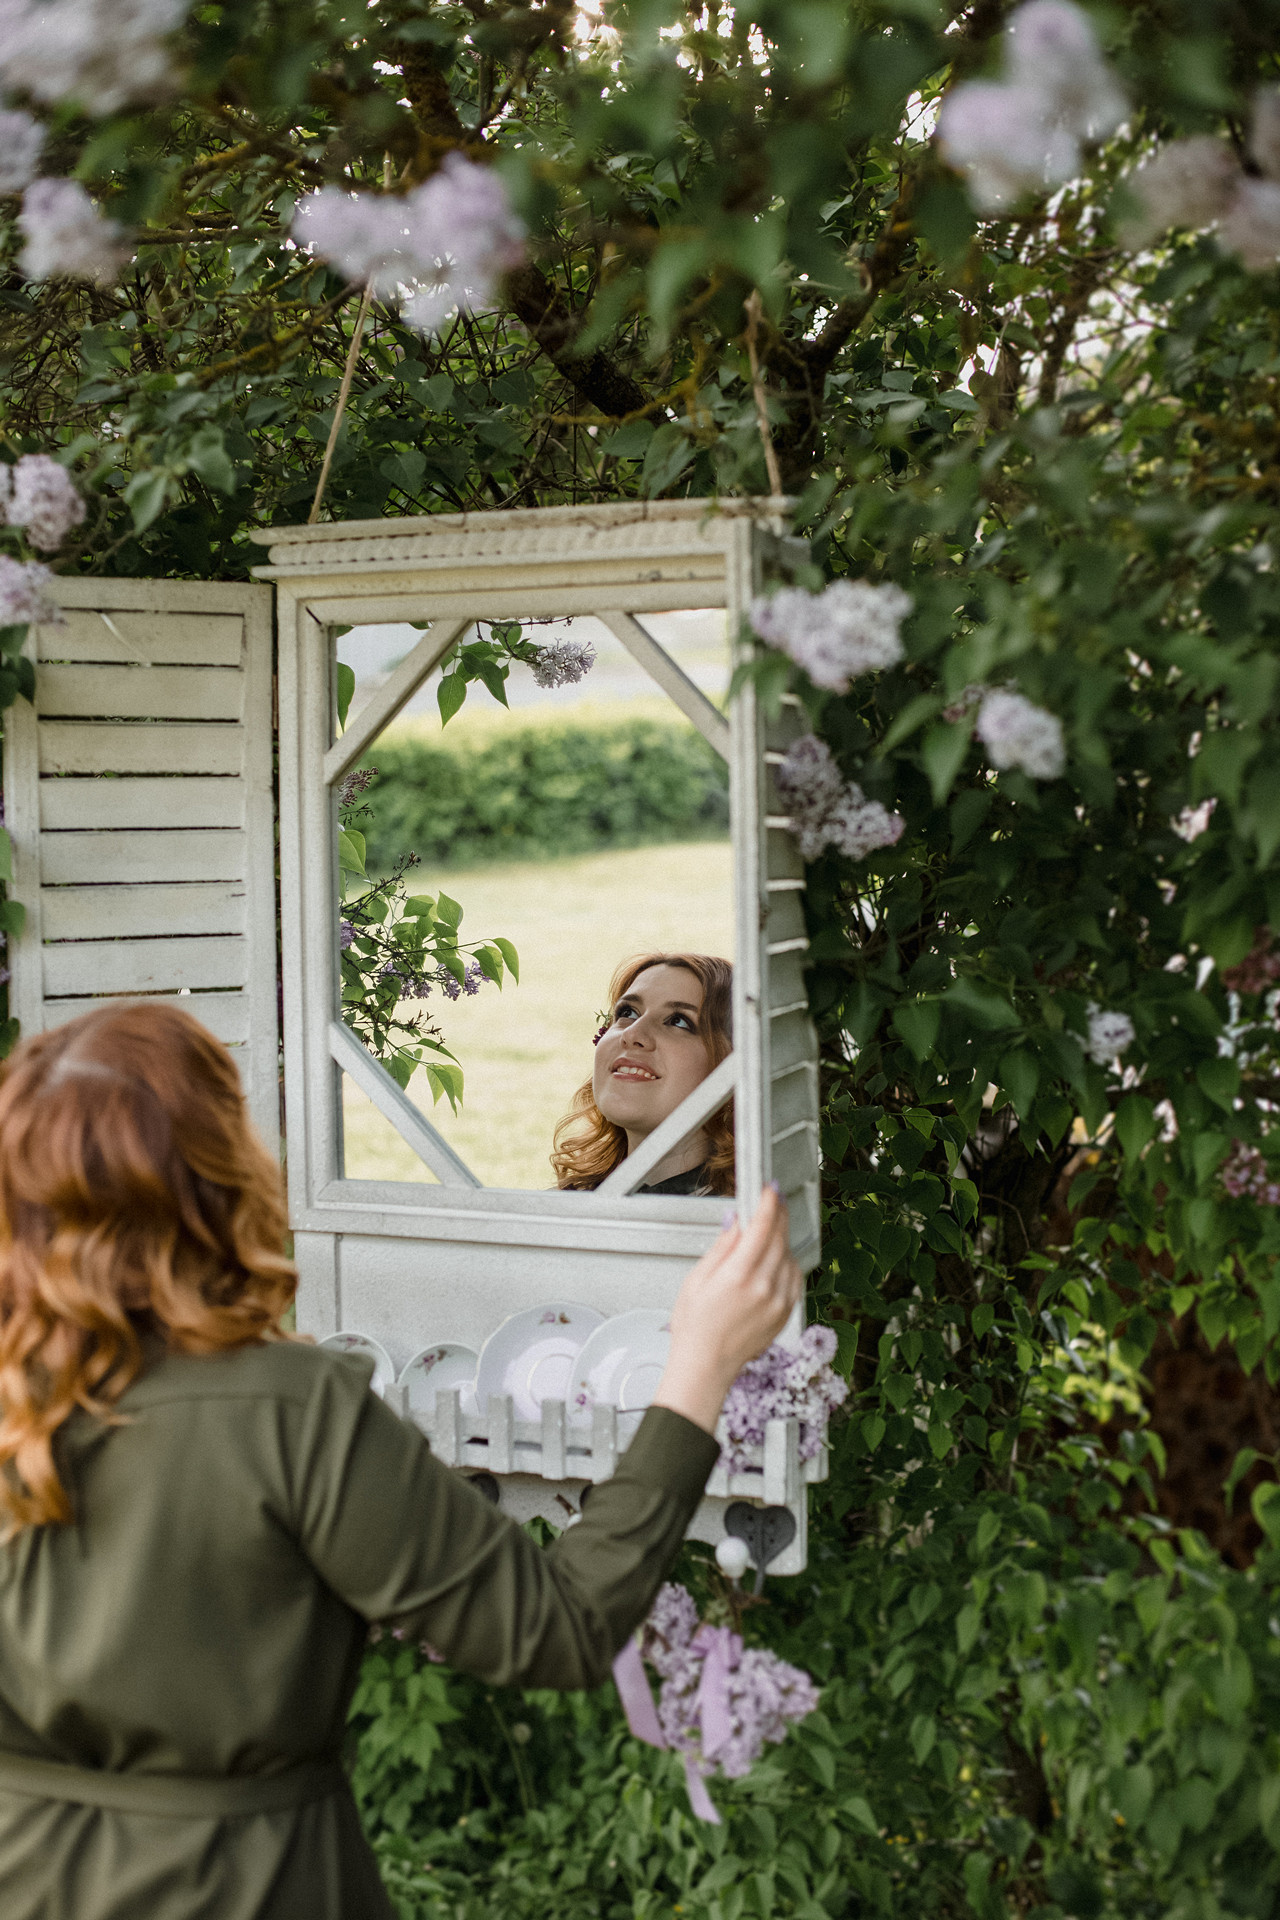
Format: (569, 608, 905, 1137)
(774, 733, 904, 865)
(0, 0, 185, 117)
(1222, 1141, 1280, 1206)
(641, 1584, 820, 1779)
(719, 1326, 848, 1473)
(7, 454, 85, 551)
(18, 177, 131, 285)
(749, 579, 910, 692)
(530, 636, 596, 689)
(0, 554, 61, 626)
(339, 920, 355, 951)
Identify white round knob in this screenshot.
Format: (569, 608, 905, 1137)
(715, 1535, 752, 1580)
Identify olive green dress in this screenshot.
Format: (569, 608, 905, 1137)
(0, 1340, 718, 1918)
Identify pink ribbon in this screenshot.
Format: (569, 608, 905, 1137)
(611, 1625, 743, 1825)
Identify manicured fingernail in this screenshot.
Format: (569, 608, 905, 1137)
(768, 1180, 781, 1195)
(721, 1207, 736, 1229)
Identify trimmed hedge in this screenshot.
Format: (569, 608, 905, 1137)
(359, 715, 729, 869)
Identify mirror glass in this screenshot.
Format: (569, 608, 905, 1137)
(332, 612, 734, 1194)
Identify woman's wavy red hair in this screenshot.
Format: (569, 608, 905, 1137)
(551, 952, 734, 1195)
(0, 1001, 296, 1535)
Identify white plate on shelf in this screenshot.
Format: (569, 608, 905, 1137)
(475, 1303, 605, 1423)
(569, 1309, 671, 1420)
(319, 1331, 395, 1399)
(399, 1342, 479, 1422)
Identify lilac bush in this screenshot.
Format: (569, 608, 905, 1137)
(720, 1324, 848, 1473)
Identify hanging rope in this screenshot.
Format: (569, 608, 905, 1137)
(307, 282, 375, 525)
(743, 289, 784, 500)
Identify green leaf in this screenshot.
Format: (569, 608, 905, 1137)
(1196, 1055, 1240, 1112)
(474, 943, 504, 987)
(843, 1795, 879, 1837)
(124, 467, 172, 533)
(860, 1411, 886, 1451)
(0, 899, 25, 934)
(337, 829, 366, 875)
(184, 424, 237, 494)
(956, 1603, 982, 1654)
(921, 720, 972, 805)
(491, 936, 519, 984)
(998, 1048, 1039, 1121)
(404, 895, 437, 923)
(909, 1714, 937, 1764)
(435, 892, 463, 930)
(1115, 1094, 1156, 1160)
(424, 1061, 464, 1112)
(437, 672, 467, 727)
(0, 827, 12, 883)
(892, 998, 940, 1061)
(335, 662, 356, 731)
(971, 1303, 995, 1340)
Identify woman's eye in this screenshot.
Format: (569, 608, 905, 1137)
(668, 1013, 695, 1031)
(615, 1003, 637, 1022)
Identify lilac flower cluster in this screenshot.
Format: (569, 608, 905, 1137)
(292, 153, 525, 337)
(1122, 92, 1280, 271)
(639, 1583, 820, 1780)
(17, 177, 131, 286)
(719, 1324, 848, 1475)
(338, 767, 376, 813)
(775, 734, 904, 865)
(1085, 1005, 1135, 1066)
(437, 958, 488, 1001)
(973, 688, 1066, 780)
(748, 579, 910, 693)
(530, 636, 596, 689)
(0, 0, 185, 118)
(0, 454, 85, 551)
(1221, 929, 1280, 996)
(0, 108, 42, 194)
(939, 1, 1126, 213)
(1221, 1141, 1280, 1207)
(0, 553, 60, 627)
(339, 920, 355, 952)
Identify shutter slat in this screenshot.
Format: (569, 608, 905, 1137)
(40, 829, 245, 884)
(43, 935, 247, 997)
(41, 882, 247, 942)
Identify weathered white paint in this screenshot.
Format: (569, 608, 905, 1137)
(4, 577, 279, 1151)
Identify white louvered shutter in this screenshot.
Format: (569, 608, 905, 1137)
(3, 578, 279, 1150)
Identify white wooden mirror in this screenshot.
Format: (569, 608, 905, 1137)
(253, 500, 822, 1568)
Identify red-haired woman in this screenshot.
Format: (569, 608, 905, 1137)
(0, 1001, 798, 1918)
(552, 952, 734, 1196)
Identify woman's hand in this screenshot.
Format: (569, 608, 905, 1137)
(651, 1186, 803, 1436)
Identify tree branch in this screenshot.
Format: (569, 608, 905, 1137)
(503, 263, 648, 418)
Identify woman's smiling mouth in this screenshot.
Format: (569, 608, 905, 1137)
(611, 1060, 658, 1081)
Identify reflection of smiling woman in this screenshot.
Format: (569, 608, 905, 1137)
(551, 952, 734, 1196)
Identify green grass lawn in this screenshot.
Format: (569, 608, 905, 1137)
(341, 838, 734, 1191)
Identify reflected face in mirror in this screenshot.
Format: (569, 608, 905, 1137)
(592, 965, 712, 1146)
(551, 951, 734, 1196)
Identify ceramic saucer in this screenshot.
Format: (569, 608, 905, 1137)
(319, 1331, 396, 1399)
(475, 1303, 605, 1422)
(399, 1342, 479, 1422)
(569, 1309, 671, 1419)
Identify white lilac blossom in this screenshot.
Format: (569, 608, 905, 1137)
(975, 689, 1066, 779)
(1119, 138, 1239, 249)
(939, 0, 1125, 213)
(0, 0, 185, 116)
(0, 110, 42, 194)
(748, 579, 911, 692)
(1121, 93, 1280, 272)
(530, 636, 596, 689)
(719, 1325, 848, 1475)
(938, 82, 1080, 212)
(775, 733, 905, 865)
(1221, 1141, 1280, 1206)
(1172, 797, 1216, 843)
(291, 153, 525, 337)
(18, 178, 131, 286)
(0, 554, 60, 626)
(1085, 1005, 1135, 1065)
(6, 454, 85, 551)
(1219, 179, 1280, 273)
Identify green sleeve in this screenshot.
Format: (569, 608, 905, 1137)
(289, 1354, 719, 1689)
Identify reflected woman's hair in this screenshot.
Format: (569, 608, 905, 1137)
(551, 952, 734, 1195)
